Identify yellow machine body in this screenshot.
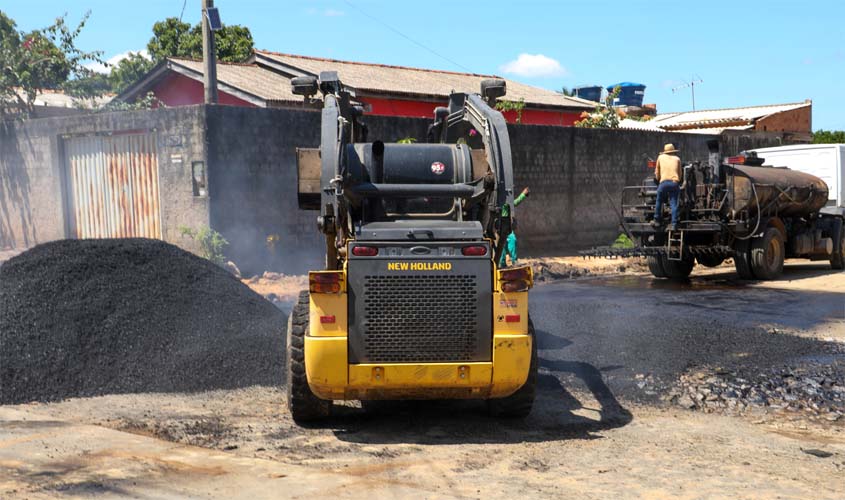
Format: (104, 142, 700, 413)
(305, 268, 532, 401)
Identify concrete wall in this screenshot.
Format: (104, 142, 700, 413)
(0, 104, 798, 270)
(0, 106, 210, 251)
(205, 106, 322, 275)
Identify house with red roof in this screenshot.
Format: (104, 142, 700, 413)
(116, 51, 596, 126)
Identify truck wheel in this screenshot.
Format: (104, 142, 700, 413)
(831, 233, 845, 270)
(487, 318, 537, 418)
(647, 255, 668, 278)
(287, 290, 331, 423)
(734, 239, 755, 279)
(661, 255, 694, 280)
(750, 227, 785, 280)
(696, 254, 725, 268)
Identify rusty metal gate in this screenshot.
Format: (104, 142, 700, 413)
(64, 133, 162, 239)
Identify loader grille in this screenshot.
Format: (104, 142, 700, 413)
(360, 274, 479, 363)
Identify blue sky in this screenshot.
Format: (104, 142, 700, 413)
(5, 0, 843, 130)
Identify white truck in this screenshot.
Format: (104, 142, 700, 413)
(751, 144, 844, 208)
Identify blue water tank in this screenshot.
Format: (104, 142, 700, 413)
(606, 82, 646, 107)
(573, 85, 602, 103)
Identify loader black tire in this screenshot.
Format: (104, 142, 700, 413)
(696, 254, 725, 268)
(661, 255, 694, 280)
(830, 232, 845, 270)
(750, 227, 785, 280)
(487, 318, 537, 418)
(733, 239, 755, 280)
(287, 290, 331, 423)
(646, 255, 668, 278)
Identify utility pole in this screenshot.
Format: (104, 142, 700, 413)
(672, 76, 704, 111)
(202, 0, 218, 104)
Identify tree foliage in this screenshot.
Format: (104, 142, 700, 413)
(495, 98, 526, 123)
(0, 11, 103, 119)
(813, 130, 845, 144)
(108, 51, 154, 93)
(147, 17, 253, 63)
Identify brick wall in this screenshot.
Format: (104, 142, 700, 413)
(755, 105, 811, 134)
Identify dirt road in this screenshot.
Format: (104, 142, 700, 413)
(2, 261, 843, 498)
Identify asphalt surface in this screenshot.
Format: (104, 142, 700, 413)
(530, 264, 845, 404)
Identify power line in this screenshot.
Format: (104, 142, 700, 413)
(340, 0, 475, 74)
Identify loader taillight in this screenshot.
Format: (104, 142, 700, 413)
(499, 267, 531, 282)
(505, 314, 521, 323)
(352, 246, 378, 256)
(726, 155, 746, 165)
(461, 245, 487, 256)
(647, 160, 656, 168)
(501, 280, 531, 293)
(498, 265, 533, 292)
(309, 271, 344, 294)
(320, 315, 336, 324)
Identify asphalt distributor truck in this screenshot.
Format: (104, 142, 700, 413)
(585, 140, 845, 280)
(287, 72, 536, 422)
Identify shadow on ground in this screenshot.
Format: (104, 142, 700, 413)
(327, 347, 632, 445)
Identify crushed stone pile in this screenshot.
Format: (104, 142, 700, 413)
(0, 238, 286, 404)
(667, 358, 845, 423)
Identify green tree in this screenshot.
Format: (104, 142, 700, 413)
(147, 17, 253, 63)
(62, 68, 110, 102)
(575, 86, 623, 129)
(108, 51, 154, 93)
(558, 86, 576, 97)
(0, 11, 103, 119)
(813, 130, 845, 144)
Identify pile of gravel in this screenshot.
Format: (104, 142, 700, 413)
(667, 359, 845, 423)
(0, 238, 287, 404)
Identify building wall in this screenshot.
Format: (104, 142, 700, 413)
(0, 105, 793, 269)
(144, 70, 584, 126)
(0, 106, 211, 251)
(361, 95, 582, 126)
(205, 106, 324, 275)
(754, 105, 811, 134)
(152, 73, 257, 108)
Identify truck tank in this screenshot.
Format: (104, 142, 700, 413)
(728, 165, 829, 218)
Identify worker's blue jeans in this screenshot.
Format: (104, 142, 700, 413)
(655, 181, 680, 224)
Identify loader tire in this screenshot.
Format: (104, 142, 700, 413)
(734, 239, 755, 280)
(287, 290, 331, 423)
(696, 254, 725, 268)
(661, 255, 694, 280)
(487, 318, 537, 418)
(647, 255, 668, 278)
(750, 228, 785, 280)
(830, 232, 845, 270)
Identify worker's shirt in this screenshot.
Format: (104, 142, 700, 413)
(501, 191, 527, 217)
(655, 153, 681, 183)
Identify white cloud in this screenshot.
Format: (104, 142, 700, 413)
(499, 53, 566, 78)
(84, 50, 151, 74)
(305, 7, 344, 16)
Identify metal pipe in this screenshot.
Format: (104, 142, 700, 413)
(350, 183, 475, 198)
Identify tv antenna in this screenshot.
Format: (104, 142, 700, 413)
(672, 76, 704, 110)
